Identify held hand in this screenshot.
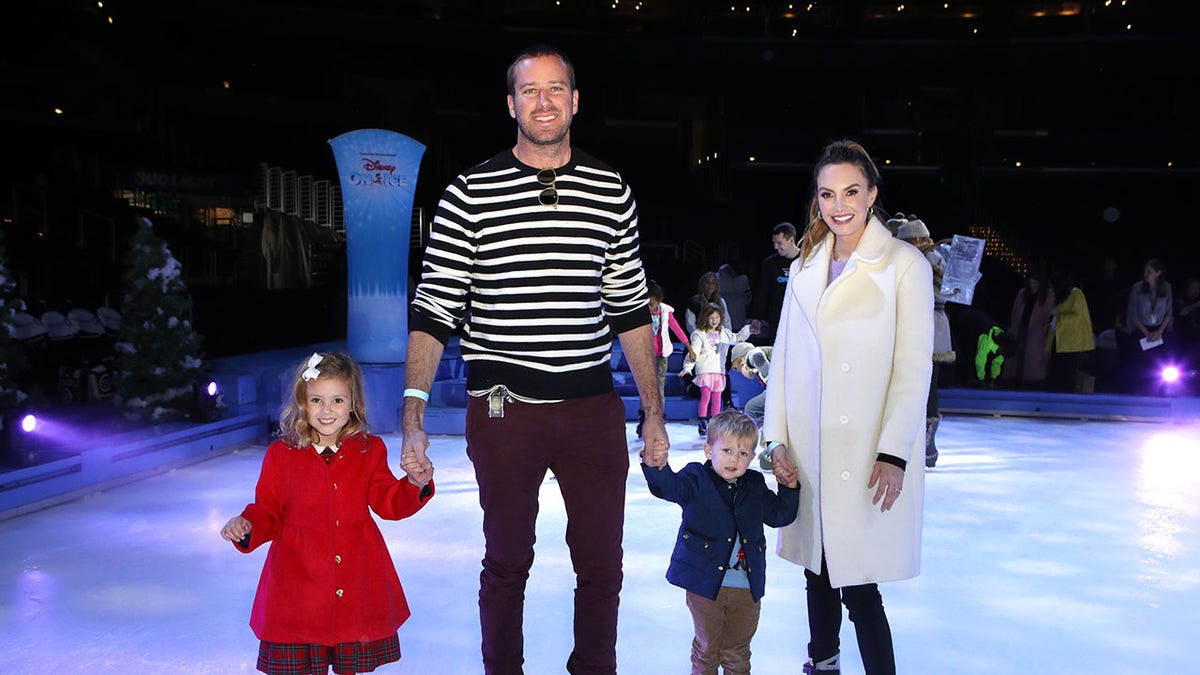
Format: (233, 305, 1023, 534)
(401, 426, 434, 485)
(771, 445, 799, 488)
(749, 319, 762, 335)
(686, 348, 697, 361)
(220, 516, 252, 542)
(868, 461, 905, 512)
(640, 445, 669, 468)
(640, 414, 670, 469)
(401, 449, 434, 488)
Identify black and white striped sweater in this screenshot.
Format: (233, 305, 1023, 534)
(410, 148, 651, 401)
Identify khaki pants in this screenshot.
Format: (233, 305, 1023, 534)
(685, 587, 761, 674)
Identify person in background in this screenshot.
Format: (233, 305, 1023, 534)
(680, 303, 759, 435)
(1083, 255, 1126, 335)
(718, 252, 752, 336)
(1173, 276, 1200, 355)
(1046, 269, 1096, 393)
(640, 409, 799, 675)
(641, 280, 695, 438)
(749, 221, 801, 346)
(895, 215, 955, 468)
(729, 341, 771, 428)
(401, 44, 669, 675)
(1121, 257, 1173, 394)
(1003, 270, 1055, 389)
(686, 271, 731, 336)
(762, 140, 932, 675)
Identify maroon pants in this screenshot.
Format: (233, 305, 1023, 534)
(465, 390, 629, 675)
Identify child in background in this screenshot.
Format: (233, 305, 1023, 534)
(680, 303, 759, 435)
(640, 409, 800, 675)
(729, 342, 771, 428)
(221, 352, 434, 675)
(641, 280, 696, 438)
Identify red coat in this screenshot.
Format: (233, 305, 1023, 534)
(234, 434, 434, 645)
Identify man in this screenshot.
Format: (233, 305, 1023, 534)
(400, 44, 669, 675)
(750, 221, 801, 345)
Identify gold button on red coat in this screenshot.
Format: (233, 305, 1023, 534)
(336, 589, 344, 597)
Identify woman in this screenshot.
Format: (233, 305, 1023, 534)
(763, 140, 932, 675)
(1122, 257, 1173, 392)
(1004, 271, 1055, 388)
(685, 271, 731, 335)
(1046, 269, 1095, 393)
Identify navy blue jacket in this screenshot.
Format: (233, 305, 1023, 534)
(641, 460, 799, 601)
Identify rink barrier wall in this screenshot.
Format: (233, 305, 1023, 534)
(0, 409, 263, 520)
(5, 337, 1199, 520)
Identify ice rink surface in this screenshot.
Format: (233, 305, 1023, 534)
(2, 415, 1198, 674)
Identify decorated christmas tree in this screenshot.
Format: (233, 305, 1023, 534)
(114, 217, 208, 421)
(0, 230, 29, 417)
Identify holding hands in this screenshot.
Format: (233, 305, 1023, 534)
(641, 439, 669, 469)
(770, 445, 800, 489)
(401, 445, 434, 487)
(400, 424, 435, 488)
(640, 411, 670, 469)
(220, 515, 252, 543)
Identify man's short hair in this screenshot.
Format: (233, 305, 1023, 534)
(506, 44, 576, 96)
(773, 221, 797, 240)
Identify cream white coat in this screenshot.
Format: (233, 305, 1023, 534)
(762, 217, 933, 588)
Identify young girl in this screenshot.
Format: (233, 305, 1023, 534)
(640, 280, 695, 438)
(221, 352, 434, 675)
(680, 303, 757, 435)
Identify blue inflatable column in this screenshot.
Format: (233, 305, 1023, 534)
(328, 129, 426, 432)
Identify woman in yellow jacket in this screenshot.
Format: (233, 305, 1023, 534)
(1046, 270, 1096, 392)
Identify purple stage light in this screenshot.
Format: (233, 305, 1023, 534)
(20, 413, 37, 433)
(1161, 366, 1181, 383)
(206, 381, 218, 397)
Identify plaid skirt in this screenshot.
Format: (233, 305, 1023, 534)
(257, 633, 401, 674)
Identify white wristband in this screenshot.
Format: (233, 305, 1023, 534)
(403, 388, 430, 402)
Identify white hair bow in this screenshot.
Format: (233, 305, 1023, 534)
(302, 353, 323, 381)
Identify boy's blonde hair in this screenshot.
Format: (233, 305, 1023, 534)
(705, 409, 759, 448)
(278, 351, 370, 448)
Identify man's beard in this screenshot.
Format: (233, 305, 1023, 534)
(516, 115, 571, 146)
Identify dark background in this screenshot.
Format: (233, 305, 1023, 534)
(3, 0, 1197, 357)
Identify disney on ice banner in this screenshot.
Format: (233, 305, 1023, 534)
(329, 129, 426, 364)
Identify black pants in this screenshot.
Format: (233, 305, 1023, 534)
(805, 554, 895, 675)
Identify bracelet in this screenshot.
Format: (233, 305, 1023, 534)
(403, 388, 430, 403)
(766, 441, 783, 452)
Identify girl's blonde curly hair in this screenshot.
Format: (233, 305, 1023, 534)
(278, 351, 369, 448)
